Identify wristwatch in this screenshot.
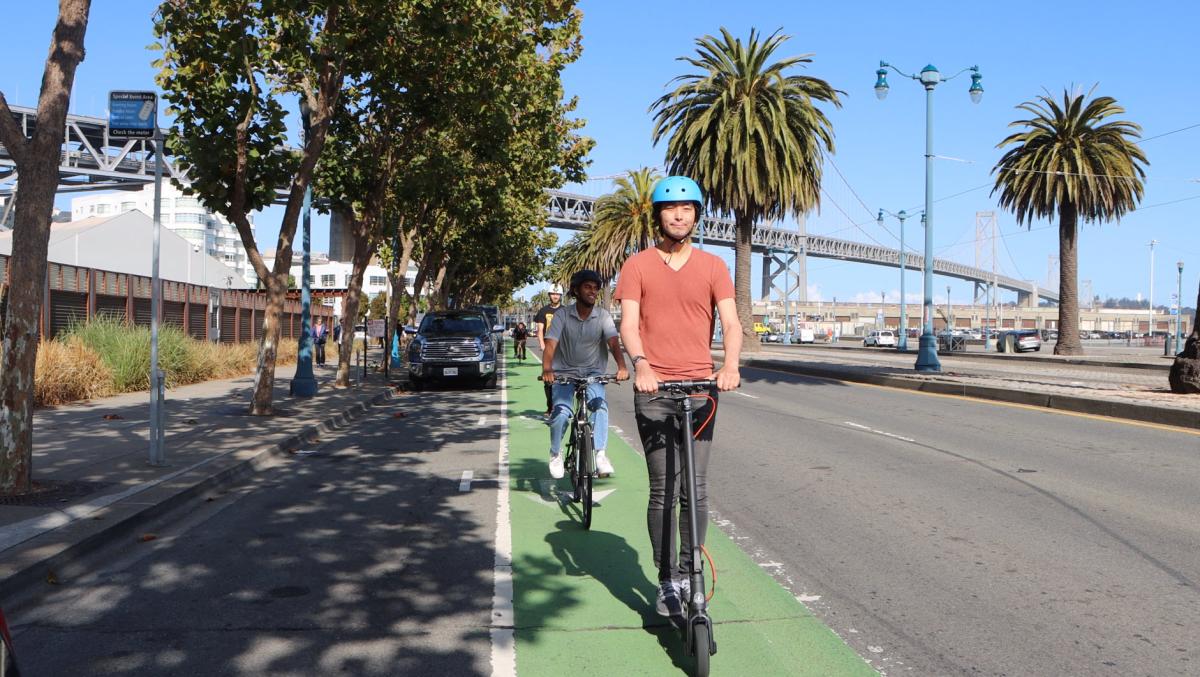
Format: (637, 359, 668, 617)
(631, 355, 647, 368)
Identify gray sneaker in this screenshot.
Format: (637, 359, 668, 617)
(678, 577, 692, 608)
(655, 580, 683, 617)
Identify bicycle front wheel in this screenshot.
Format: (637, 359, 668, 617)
(579, 421, 594, 529)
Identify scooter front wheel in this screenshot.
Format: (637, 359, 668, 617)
(691, 621, 711, 676)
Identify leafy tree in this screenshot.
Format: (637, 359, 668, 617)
(550, 168, 659, 286)
(0, 0, 92, 495)
(355, 292, 370, 322)
(992, 88, 1148, 356)
(367, 292, 388, 321)
(154, 1, 374, 413)
(651, 28, 841, 352)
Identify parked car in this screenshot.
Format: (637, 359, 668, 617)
(406, 310, 498, 389)
(761, 332, 784, 343)
(996, 329, 1042, 353)
(863, 330, 897, 347)
(794, 327, 816, 344)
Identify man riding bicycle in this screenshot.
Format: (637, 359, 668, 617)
(614, 175, 742, 619)
(541, 270, 629, 480)
(511, 322, 529, 360)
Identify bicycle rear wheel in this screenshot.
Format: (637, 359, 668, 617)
(578, 421, 594, 529)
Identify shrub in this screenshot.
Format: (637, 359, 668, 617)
(34, 338, 113, 406)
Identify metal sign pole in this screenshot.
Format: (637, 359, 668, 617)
(149, 126, 165, 465)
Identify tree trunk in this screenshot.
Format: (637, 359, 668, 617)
(1168, 278, 1200, 393)
(386, 228, 415, 334)
(335, 220, 373, 387)
(1054, 204, 1082, 356)
(407, 263, 429, 328)
(0, 0, 91, 495)
(249, 270, 287, 414)
(733, 210, 760, 353)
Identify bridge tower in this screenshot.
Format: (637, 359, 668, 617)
(758, 215, 807, 305)
(973, 211, 996, 306)
(1046, 254, 1059, 292)
(328, 209, 355, 262)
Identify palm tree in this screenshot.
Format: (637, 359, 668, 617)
(650, 27, 841, 351)
(992, 88, 1148, 356)
(549, 168, 660, 286)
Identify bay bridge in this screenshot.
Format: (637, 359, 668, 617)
(1, 103, 1057, 305)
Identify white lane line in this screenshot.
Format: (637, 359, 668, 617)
(491, 360, 515, 677)
(844, 421, 915, 443)
(459, 470, 474, 492)
(478, 415, 488, 426)
(731, 390, 760, 399)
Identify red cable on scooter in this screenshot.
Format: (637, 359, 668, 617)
(690, 392, 719, 602)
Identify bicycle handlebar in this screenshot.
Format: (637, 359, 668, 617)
(656, 379, 720, 392)
(552, 374, 621, 386)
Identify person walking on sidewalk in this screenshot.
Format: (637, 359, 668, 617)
(614, 175, 742, 619)
(313, 317, 328, 366)
(542, 270, 628, 480)
(534, 285, 564, 418)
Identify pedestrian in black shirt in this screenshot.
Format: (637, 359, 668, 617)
(533, 285, 564, 418)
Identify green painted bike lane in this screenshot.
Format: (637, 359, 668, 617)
(502, 357, 877, 676)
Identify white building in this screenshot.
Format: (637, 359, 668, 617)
(70, 184, 258, 286)
(263, 252, 418, 319)
(0, 210, 249, 289)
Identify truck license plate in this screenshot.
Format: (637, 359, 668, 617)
(443, 367, 458, 376)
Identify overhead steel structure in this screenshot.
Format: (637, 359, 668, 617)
(1, 104, 1057, 305)
(547, 190, 1058, 306)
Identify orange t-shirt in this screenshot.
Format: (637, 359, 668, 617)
(614, 247, 735, 379)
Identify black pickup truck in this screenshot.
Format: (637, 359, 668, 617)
(405, 310, 498, 389)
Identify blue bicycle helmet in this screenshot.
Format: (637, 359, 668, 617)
(651, 176, 703, 205)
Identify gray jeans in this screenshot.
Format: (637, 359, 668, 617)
(634, 388, 718, 583)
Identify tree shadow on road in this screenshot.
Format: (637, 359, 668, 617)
(13, 384, 505, 676)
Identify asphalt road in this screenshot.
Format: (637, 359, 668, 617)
(10, 352, 1198, 676)
(10, 383, 505, 676)
(602, 361, 1199, 676)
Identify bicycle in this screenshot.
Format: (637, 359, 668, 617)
(513, 338, 527, 362)
(653, 378, 721, 676)
(553, 374, 619, 530)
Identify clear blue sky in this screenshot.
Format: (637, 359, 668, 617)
(4, 1, 1198, 307)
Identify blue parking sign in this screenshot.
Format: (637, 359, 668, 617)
(108, 91, 157, 138)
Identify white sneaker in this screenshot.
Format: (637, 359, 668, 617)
(549, 453, 565, 479)
(595, 450, 614, 477)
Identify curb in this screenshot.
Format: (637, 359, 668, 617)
(0, 386, 397, 604)
(741, 358, 1200, 431)
(751, 342, 1171, 371)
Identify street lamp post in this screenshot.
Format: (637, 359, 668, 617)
(877, 208, 919, 350)
(290, 101, 318, 397)
(1147, 240, 1157, 340)
(946, 285, 951, 331)
(1176, 260, 1185, 354)
(876, 60, 983, 372)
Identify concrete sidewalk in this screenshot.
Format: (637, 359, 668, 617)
(723, 344, 1200, 430)
(0, 358, 399, 602)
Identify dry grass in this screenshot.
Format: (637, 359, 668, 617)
(34, 338, 114, 406)
(22, 319, 308, 407)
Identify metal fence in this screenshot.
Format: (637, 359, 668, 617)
(0, 254, 332, 342)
